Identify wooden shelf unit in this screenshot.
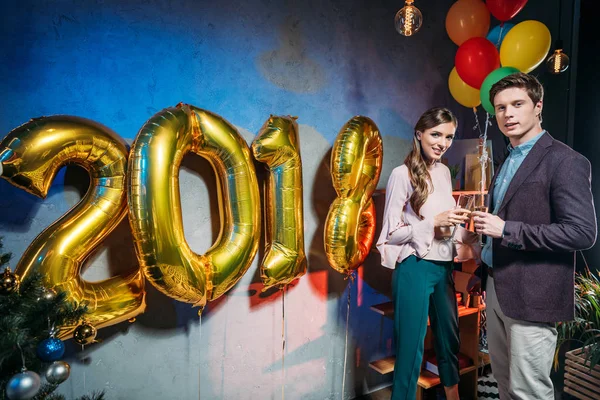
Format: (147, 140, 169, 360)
(370, 301, 480, 322)
(368, 305, 482, 399)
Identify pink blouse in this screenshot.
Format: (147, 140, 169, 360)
(376, 163, 478, 269)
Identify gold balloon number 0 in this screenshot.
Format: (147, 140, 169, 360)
(0, 107, 383, 336)
(128, 105, 261, 310)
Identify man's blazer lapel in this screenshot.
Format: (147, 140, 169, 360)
(497, 133, 553, 215)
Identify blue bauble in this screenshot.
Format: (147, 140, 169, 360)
(36, 337, 65, 362)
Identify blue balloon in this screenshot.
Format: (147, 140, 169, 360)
(487, 23, 515, 49)
(36, 337, 65, 362)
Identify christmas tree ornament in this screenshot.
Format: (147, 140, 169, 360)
(44, 361, 71, 384)
(0, 266, 20, 295)
(73, 322, 97, 345)
(38, 287, 57, 302)
(36, 337, 65, 362)
(5, 370, 41, 400)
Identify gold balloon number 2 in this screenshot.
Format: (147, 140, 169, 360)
(0, 105, 383, 336)
(0, 116, 146, 339)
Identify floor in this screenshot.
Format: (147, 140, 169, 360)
(354, 371, 499, 400)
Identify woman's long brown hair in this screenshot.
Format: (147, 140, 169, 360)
(404, 107, 457, 217)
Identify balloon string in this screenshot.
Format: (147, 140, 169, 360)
(16, 343, 26, 371)
(199, 311, 202, 400)
(496, 24, 504, 49)
(282, 286, 286, 400)
(341, 272, 355, 400)
(472, 108, 482, 136)
(83, 360, 86, 392)
(479, 113, 491, 193)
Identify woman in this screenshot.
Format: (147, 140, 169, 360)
(376, 107, 476, 400)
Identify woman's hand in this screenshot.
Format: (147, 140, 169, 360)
(434, 208, 470, 228)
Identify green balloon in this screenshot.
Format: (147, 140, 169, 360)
(480, 67, 520, 115)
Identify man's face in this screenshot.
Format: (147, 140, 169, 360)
(493, 87, 543, 145)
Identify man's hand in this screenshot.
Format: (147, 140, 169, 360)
(472, 212, 506, 239)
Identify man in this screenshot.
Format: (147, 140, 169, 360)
(472, 72, 597, 399)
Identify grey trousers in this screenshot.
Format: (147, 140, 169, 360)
(486, 276, 558, 400)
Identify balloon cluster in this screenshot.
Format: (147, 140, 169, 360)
(446, 0, 551, 114)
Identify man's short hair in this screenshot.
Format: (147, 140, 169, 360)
(489, 72, 544, 108)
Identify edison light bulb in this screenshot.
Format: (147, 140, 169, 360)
(546, 49, 570, 74)
(394, 0, 423, 37)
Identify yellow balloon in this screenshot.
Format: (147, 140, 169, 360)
(324, 116, 383, 275)
(0, 116, 146, 339)
(128, 104, 260, 309)
(500, 20, 551, 73)
(448, 67, 481, 108)
(252, 116, 306, 290)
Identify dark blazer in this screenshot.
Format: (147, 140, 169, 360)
(485, 132, 597, 323)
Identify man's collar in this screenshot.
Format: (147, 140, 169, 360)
(507, 130, 546, 154)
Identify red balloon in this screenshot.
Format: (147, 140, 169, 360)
(486, 0, 528, 22)
(455, 37, 500, 89)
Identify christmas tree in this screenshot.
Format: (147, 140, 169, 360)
(0, 237, 105, 400)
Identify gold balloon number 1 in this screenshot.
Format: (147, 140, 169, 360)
(252, 116, 307, 290)
(0, 105, 383, 337)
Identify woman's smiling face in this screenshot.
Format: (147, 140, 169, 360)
(417, 122, 456, 163)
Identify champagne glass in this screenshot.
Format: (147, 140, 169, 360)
(473, 193, 489, 246)
(448, 194, 474, 243)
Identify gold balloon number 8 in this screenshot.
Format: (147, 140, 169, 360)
(324, 117, 383, 275)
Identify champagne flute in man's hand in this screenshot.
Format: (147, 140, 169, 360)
(472, 193, 489, 246)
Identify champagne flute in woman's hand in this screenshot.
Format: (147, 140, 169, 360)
(448, 194, 474, 243)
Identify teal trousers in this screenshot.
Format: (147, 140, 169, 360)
(391, 255, 460, 400)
